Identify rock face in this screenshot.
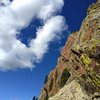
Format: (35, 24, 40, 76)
(97, 0, 100, 3)
(49, 80, 91, 100)
(39, 1, 100, 100)
(49, 80, 100, 100)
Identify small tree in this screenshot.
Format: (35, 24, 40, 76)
(32, 96, 38, 100)
(32, 96, 36, 100)
(44, 75, 48, 84)
(35, 97, 38, 100)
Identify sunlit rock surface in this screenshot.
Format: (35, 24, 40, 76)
(39, 1, 100, 100)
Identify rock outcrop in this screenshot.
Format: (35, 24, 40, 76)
(49, 80, 91, 100)
(97, 0, 100, 3)
(39, 1, 100, 100)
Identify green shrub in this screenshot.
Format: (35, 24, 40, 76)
(44, 75, 48, 84)
(60, 68, 70, 88)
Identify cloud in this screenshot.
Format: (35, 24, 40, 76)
(0, 0, 67, 71)
(0, 0, 11, 6)
(30, 16, 66, 60)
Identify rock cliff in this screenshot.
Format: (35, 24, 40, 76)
(39, 1, 100, 100)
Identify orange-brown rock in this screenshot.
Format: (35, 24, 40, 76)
(39, 1, 100, 100)
(39, 32, 87, 100)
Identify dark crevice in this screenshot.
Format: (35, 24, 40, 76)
(43, 87, 48, 100)
(71, 49, 81, 57)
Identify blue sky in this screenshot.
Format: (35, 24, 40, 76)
(0, 0, 96, 100)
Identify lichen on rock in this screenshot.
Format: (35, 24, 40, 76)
(39, 1, 100, 100)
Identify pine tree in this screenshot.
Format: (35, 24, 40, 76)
(44, 75, 48, 84)
(32, 96, 36, 100)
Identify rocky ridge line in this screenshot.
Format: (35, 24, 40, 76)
(39, 1, 100, 100)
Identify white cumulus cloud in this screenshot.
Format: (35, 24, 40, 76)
(0, 0, 67, 71)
